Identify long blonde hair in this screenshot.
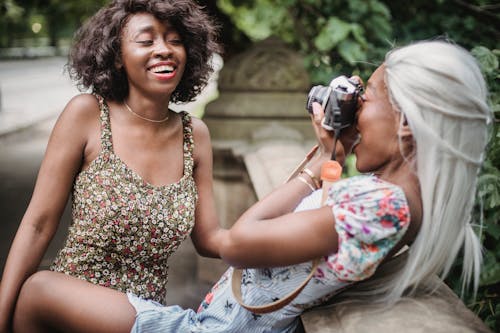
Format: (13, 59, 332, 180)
(367, 40, 492, 304)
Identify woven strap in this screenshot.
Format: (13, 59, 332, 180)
(231, 258, 320, 314)
(285, 145, 319, 182)
(230, 145, 326, 314)
(230, 144, 339, 314)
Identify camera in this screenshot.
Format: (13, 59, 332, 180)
(306, 75, 362, 132)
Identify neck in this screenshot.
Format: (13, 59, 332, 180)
(126, 90, 172, 112)
(124, 96, 171, 123)
(374, 155, 414, 184)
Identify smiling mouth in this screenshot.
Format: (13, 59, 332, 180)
(150, 65, 175, 74)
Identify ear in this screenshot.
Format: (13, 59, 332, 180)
(115, 57, 123, 70)
(397, 113, 413, 138)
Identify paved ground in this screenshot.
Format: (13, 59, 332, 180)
(0, 57, 78, 136)
(0, 57, 214, 309)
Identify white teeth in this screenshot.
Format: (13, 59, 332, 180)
(151, 65, 174, 73)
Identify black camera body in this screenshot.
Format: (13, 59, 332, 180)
(306, 75, 362, 132)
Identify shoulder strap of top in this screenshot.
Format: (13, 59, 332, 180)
(93, 94, 113, 153)
(180, 111, 194, 177)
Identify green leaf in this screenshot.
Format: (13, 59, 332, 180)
(477, 171, 500, 209)
(369, 0, 391, 18)
(350, 24, 368, 47)
(338, 39, 366, 65)
(471, 46, 499, 74)
(368, 15, 392, 42)
(314, 17, 352, 52)
(485, 223, 500, 240)
(3, 0, 24, 21)
(480, 250, 500, 286)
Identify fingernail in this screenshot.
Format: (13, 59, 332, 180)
(312, 103, 320, 116)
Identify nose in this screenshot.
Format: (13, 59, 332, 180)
(153, 39, 172, 58)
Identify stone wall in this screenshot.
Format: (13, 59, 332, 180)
(199, 37, 315, 283)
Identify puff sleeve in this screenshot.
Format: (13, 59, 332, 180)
(324, 175, 410, 282)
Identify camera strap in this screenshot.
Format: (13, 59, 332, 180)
(284, 145, 319, 182)
(231, 146, 343, 314)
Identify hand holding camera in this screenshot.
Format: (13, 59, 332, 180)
(306, 75, 362, 164)
(306, 75, 362, 133)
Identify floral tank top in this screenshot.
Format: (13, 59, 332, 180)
(51, 95, 197, 304)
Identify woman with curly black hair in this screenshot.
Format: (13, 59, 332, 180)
(0, 0, 225, 330)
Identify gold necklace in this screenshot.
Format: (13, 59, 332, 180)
(123, 101, 169, 123)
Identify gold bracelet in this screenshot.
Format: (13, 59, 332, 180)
(301, 168, 321, 189)
(297, 175, 315, 192)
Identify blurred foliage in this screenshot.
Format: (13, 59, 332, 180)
(0, 0, 108, 47)
(218, 0, 393, 83)
(0, 0, 24, 20)
(448, 46, 500, 332)
(216, 0, 499, 85)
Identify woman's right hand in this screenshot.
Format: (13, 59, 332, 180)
(310, 102, 347, 167)
(338, 75, 364, 156)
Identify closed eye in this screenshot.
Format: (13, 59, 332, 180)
(167, 39, 183, 46)
(136, 40, 153, 46)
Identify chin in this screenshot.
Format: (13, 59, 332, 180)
(354, 159, 369, 174)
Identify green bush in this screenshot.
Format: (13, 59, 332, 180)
(447, 45, 500, 331)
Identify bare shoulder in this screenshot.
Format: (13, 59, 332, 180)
(190, 114, 211, 141)
(190, 114, 212, 149)
(189, 114, 212, 163)
(59, 93, 100, 122)
(55, 94, 100, 134)
(50, 94, 101, 148)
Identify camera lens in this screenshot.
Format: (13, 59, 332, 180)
(306, 85, 329, 114)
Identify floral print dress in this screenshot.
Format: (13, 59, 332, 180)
(127, 174, 410, 332)
(51, 95, 197, 304)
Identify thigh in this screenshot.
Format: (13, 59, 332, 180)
(14, 271, 136, 333)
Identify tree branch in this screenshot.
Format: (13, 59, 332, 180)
(453, 0, 500, 26)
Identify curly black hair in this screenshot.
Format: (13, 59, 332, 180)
(67, 0, 222, 103)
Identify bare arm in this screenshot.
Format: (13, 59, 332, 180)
(189, 118, 227, 258)
(220, 102, 356, 268)
(219, 155, 338, 268)
(0, 94, 98, 332)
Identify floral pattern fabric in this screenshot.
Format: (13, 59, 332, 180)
(128, 174, 410, 332)
(51, 95, 197, 304)
(324, 175, 410, 282)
